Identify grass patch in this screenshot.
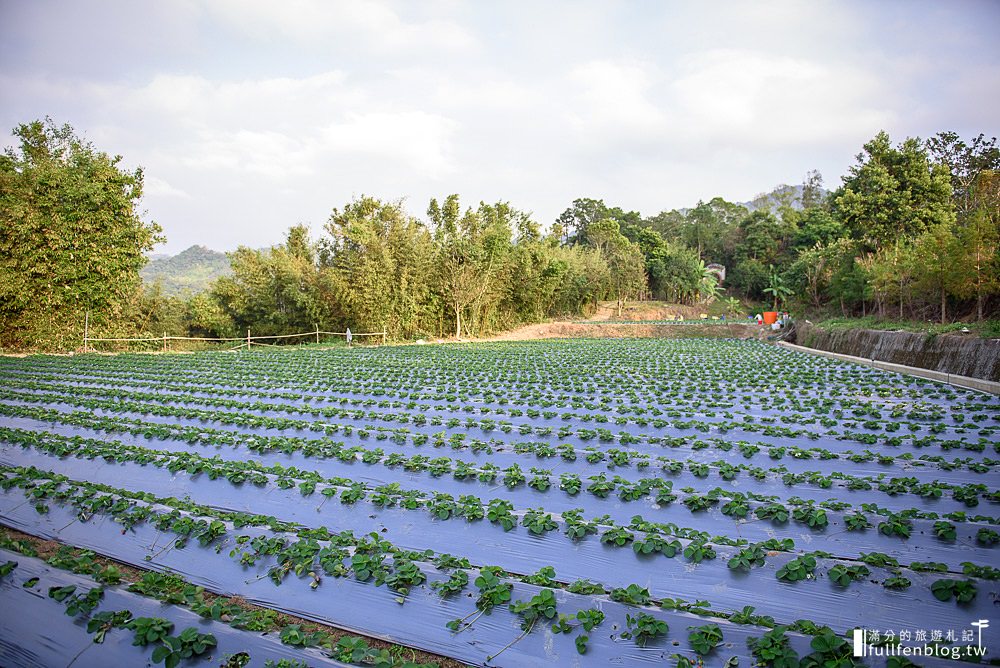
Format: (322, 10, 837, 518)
(814, 316, 1000, 339)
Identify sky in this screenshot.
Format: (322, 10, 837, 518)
(2, 0, 998, 254)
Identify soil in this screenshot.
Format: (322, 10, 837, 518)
(481, 320, 758, 341)
(449, 301, 763, 343)
(588, 301, 708, 322)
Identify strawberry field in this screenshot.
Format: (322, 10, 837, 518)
(0, 338, 997, 667)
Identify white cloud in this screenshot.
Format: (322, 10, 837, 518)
(567, 59, 667, 135)
(671, 49, 895, 147)
(115, 72, 458, 179)
(206, 0, 476, 53)
(321, 111, 457, 177)
(144, 175, 191, 199)
(2, 1, 994, 253)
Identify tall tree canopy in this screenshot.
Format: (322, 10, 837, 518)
(0, 119, 162, 350)
(832, 131, 954, 250)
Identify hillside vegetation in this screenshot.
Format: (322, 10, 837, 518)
(2, 119, 998, 351)
(140, 245, 231, 296)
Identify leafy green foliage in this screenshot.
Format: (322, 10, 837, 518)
(827, 564, 870, 587)
(610, 583, 651, 606)
(930, 579, 977, 603)
(510, 588, 558, 630)
(749, 626, 799, 668)
(623, 612, 668, 647)
(151, 628, 217, 668)
(688, 624, 723, 655)
(0, 119, 163, 350)
(776, 555, 817, 582)
(128, 617, 174, 646)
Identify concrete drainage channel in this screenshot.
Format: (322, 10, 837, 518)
(776, 341, 1000, 395)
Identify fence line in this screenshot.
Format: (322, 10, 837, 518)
(82, 318, 387, 352)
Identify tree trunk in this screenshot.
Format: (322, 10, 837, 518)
(940, 288, 947, 325)
(899, 275, 904, 320)
(455, 305, 461, 339)
(977, 289, 984, 322)
(617, 297, 623, 319)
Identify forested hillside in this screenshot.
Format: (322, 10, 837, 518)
(140, 245, 231, 296)
(2, 120, 998, 351)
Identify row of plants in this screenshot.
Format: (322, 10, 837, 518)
(4, 528, 862, 667)
(0, 532, 442, 668)
(5, 426, 997, 553)
(2, 403, 995, 519)
(9, 376, 997, 449)
(4, 339, 983, 407)
(0, 494, 970, 668)
(0, 469, 946, 665)
(9, 369, 992, 436)
(5, 344, 996, 434)
(4, 385, 996, 476)
(3, 459, 996, 617)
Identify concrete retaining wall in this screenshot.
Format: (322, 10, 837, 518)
(794, 322, 1000, 382)
(778, 340, 1000, 395)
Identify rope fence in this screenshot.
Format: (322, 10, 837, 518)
(82, 318, 387, 353)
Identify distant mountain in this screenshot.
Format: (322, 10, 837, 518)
(140, 245, 231, 296)
(739, 183, 829, 214)
(665, 182, 830, 219)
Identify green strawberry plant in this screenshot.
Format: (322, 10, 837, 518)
(623, 612, 668, 647)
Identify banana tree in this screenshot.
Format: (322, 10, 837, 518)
(763, 266, 793, 311)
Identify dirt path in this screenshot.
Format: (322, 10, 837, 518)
(449, 301, 761, 343)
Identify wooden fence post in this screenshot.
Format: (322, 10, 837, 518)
(382, 330, 387, 346)
(247, 329, 251, 350)
(315, 324, 319, 345)
(163, 332, 167, 353)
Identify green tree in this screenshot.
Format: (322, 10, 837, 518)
(832, 131, 954, 251)
(214, 225, 330, 336)
(607, 234, 646, 318)
(792, 208, 845, 250)
(949, 207, 999, 321)
(622, 224, 702, 303)
(827, 245, 871, 317)
(547, 244, 610, 315)
(730, 258, 770, 300)
(429, 195, 511, 338)
(799, 239, 851, 309)
(763, 266, 793, 311)
(647, 243, 702, 304)
(926, 132, 1000, 223)
(800, 170, 826, 210)
(556, 198, 641, 246)
(910, 222, 959, 323)
(582, 218, 645, 316)
(0, 119, 163, 350)
(736, 210, 783, 265)
(643, 209, 687, 240)
(556, 198, 610, 246)
(184, 292, 234, 339)
(729, 210, 785, 299)
(685, 198, 747, 262)
(325, 197, 435, 338)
